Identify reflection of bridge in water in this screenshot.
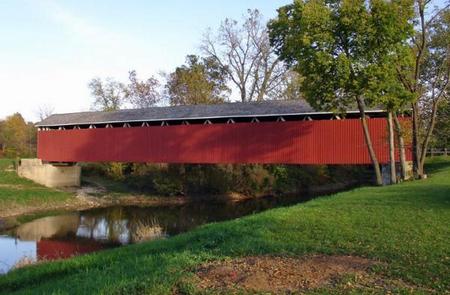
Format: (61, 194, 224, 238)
(0, 209, 168, 272)
(15, 209, 168, 248)
(36, 101, 411, 165)
(1, 189, 360, 273)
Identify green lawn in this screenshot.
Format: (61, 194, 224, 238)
(0, 158, 449, 294)
(0, 159, 70, 217)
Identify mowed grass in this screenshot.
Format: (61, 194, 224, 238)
(0, 159, 70, 214)
(0, 158, 449, 294)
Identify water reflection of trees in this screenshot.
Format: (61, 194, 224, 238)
(11, 194, 311, 246)
(131, 219, 165, 243)
(77, 208, 129, 244)
(74, 196, 303, 245)
(76, 207, 168, 244)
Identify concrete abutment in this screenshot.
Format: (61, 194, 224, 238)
(18, 159, 81, 188)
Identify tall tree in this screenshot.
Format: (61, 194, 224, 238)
(165, 55, 230, 106)
(366, 57, 414, 183)
(396, 2, 449, 178)
(89, 72, 162, 111)
(88, 78, 125, 111)
(125, 70, 161, 108)
(269, 0, 414, 185)
(202, 9, 287, 102)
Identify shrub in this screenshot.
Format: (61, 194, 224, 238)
(152, 173, 183, 196)
(106, 163, 126, 181)
(229, 164, 273, 195)
(185, 164, 232, 195)
(3, 147, 18, 159)
(270, 165, 332, 194)
(81, 162, 370, 198)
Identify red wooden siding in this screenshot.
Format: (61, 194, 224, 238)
(37, 118, 412, 164)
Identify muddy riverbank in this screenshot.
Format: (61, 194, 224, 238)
(0, 180, 359, 220)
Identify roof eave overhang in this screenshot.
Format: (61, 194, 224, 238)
(36, 110, 388, 127)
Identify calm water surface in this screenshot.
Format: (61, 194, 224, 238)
(0, 194, 314, 274)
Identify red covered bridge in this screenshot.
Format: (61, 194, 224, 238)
(36, 100, 411, 165)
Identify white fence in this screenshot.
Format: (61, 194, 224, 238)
(426, 148, 449, 157)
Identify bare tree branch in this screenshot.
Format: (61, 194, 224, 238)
(201, 9, 288, 102)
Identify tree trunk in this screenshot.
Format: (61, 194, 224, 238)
(393, 114, 408, 180)
(356, 97, 383, 185)
(418, 99, 440, 175)
(411, 102, 424, 178)
(240, 89, 246, 102)
(388, 112, 397, 184)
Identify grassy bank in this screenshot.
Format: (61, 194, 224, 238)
(0, 159, 71, 218)
(0, 159, 186, 220)
(0, 157, 449, 294)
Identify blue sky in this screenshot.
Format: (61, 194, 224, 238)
(0, 0, 291, 121)
(1, 0, 446, 121)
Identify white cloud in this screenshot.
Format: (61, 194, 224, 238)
(34, 0, 132, 64)
(35, 0, 113, 39)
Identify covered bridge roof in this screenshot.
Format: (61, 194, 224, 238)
(37, 100, 385, 127)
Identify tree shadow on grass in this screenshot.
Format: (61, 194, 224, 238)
(425, 156, 450, 174)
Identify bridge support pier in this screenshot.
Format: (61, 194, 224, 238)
(18, 159, 81, 188)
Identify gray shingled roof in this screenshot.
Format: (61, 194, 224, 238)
(37, 100, 384, 127)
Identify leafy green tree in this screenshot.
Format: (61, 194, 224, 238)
(125, 70, 161, 108)
(0, 113, 36, 158)
(89, 71, 162, 111)
(396, 3, 449, 177)
(269, 0, 414, 185)
(365, 51, 414, 183)
(432, 100, 450, 149)
(166, 55, 230, 105)
(89, 77, 125, 111)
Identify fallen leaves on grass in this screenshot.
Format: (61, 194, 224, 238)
(195, 255, 375, 293)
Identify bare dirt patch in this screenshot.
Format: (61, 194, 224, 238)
(195, 255, 376, 294)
